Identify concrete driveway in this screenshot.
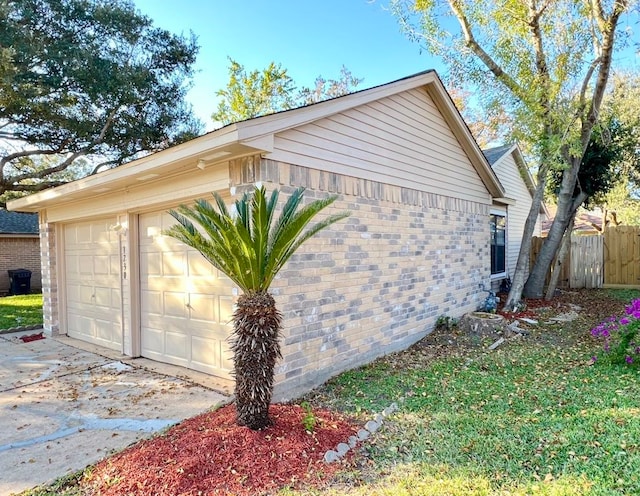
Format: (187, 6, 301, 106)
(0, 330, 230, 495)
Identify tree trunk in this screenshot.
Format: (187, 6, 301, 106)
(504, 164, 548, 311)
(231, 290, 282, 430)
(544, 216, 575, 300)
(524, 164, 588, 299)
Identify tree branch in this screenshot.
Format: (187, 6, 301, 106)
(0, 147, 65, 169)
(447, 0, 528, 101)
(4, 108, 120, 183)
(581, 0, 627, 149)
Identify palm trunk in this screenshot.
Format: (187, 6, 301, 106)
(231, 290, 282, 430)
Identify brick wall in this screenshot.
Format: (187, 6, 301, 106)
(230, 156, 491, 400)
(38, 221, 59, 335)
(0, 236, 42, 295)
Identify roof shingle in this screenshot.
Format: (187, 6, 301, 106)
(0, 209, 38, 234)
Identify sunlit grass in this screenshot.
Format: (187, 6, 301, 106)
(0, 293, 43, 329)
(292, 295, 640, 495)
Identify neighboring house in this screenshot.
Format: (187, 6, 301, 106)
(10, 71, 514, 399)
(484, 144, 547, 287)
(0, 209, 42, 295)
(542, 205, 608, 237)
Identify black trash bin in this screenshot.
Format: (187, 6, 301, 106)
(8, 269, 32, 295)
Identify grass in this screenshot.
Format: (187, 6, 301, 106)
(305, 352, 639, 495)
(0, 293, 43, 330)
(294, 289, 640, 496)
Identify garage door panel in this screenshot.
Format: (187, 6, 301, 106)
(192, 337, 217, 368)
(163, 292, 186, 318)
(140, 210, 235, 379)
(76, 224, 90, 243)
(141, 326, 163, 353)
(96, 319, 120, 343)
(94, 287, 114, 307)
(79, 255, 93, 275)
(141, 252, 162, 276)
(188, 293, 218, 322)
(165, 332, 189, 359)
(162, 252, 186, 276)
(145, 291, 162, 315)
(64, 219, 121, 351)
(219, 296, 234, 324)
(188, 253, 215, 277)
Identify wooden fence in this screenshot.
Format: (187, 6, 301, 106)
(603, 226, 640, 287)
(530, 226, 640, 289)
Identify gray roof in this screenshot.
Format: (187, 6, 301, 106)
(483, 144, 514, 166)
(0, 209, 38, 234)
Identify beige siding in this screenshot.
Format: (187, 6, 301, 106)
(269, 88, 491, 205)
(492, 153, 537, 279)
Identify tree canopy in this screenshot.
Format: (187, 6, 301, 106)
(0, 0, 202, 206)
(392, 0, 634, 303)
(212, 59, 362, 126)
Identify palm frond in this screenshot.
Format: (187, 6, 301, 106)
(265, 194, 346, 281)
(164, 186, 350, 293)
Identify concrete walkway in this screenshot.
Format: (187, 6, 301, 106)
(0, 330, 230, 495)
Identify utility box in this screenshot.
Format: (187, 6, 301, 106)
(8, 269, 32, 295)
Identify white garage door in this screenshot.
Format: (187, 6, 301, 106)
(139, 211, 235, 379)
(64, 219, 122, 350)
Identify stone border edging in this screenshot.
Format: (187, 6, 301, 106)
(0, 325, 43, 335)
(323, 401, 399, 463)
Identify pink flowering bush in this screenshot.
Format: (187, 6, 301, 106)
(591, 298, 640, 367)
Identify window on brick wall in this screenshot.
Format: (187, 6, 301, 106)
(490, 213, 506, 277)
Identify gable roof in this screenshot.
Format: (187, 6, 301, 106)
(483, 144, 515, 167)
(483, 143, 548, 216)
(9, 71, 504, 213)
(542, 205, 604, 235)
(0, 209, 38, 234)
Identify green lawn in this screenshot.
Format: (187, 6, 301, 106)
(293, 289, 640, 496)
(0, 294, 44, 330)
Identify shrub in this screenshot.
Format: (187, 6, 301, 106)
(591, 298, 640, 367)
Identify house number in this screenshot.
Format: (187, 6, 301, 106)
(121, 244, 127, 280)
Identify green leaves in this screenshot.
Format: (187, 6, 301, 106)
(0, 0, 201, 204)
(212, 59, 363, 125)
(164, 186, 350, 293)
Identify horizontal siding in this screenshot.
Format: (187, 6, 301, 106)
(269, 88, 490, 205)
(493, 154, 534, 278)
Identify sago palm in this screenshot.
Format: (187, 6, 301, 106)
(164, 185, 349, 430)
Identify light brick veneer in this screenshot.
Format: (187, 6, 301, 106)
(38, 219, 59, 335)
(230, 156, 491, 400)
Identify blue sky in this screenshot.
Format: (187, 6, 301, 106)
(133, 1, 639, 130)
(133, 0, 442, 128)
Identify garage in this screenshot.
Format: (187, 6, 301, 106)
(139, 211, 235, 379)
(64, 219, 122, 351)
(10, 71, 513, 400)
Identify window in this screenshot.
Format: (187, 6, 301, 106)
(490, 213, 506, 276)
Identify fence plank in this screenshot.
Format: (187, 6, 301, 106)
(604, 226, 640, 286)
(570, 235, 603, 289)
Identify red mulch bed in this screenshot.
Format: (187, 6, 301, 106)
(82, 403, 359, 496)
(495, 293, 557, 320)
